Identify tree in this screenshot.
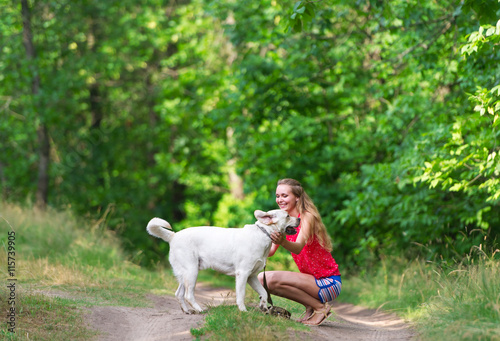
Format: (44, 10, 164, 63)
(20, 0, 49, 209)
(1, 0, 498, 268)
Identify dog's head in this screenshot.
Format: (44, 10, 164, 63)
(254, 209, 300, 235)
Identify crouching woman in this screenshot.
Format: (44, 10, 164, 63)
(258, 178, 341, 326)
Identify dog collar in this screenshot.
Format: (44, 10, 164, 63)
(255, 222, 273, 240)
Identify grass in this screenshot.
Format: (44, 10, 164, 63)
(341, 252, 500, 340)
(190, 304, 309, 341)
(2, 201, 499, 340)
(0, 290, 97, 341)
(0, 202, 178, 340)
(0, 202, 306, 340)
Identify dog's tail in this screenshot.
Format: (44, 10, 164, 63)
(146, 217, 175, 243)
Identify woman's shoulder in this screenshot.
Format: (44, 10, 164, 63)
(299, 211, 316, 233)
(300, 211, 314, 222)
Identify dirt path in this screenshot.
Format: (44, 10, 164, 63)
(85, 285, 416, 341)
(311, 303, 415, 340)
(85, 285, 224, 341)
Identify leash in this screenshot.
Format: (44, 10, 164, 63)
(255, 222, 291, 319)
(262, 265, 291, 318)
(262, 266, 274, 307)
(255, 222, 291, 318)
(255, 224, 276, 307)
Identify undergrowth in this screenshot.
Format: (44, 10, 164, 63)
(341, 249, 500, 340)
(2, 202, 499, 340)
(0, 202, 179, 340)
(0, 202, 305, 340)
(0, 289, 96, 341)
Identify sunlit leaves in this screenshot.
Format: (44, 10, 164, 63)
(284, 0, 317, 32)
(2, 0, 500, 269)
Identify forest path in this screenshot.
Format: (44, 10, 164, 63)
(85, 285, 416, 340)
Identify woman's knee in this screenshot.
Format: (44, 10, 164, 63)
(260, 271, 282, 291)
(257, 272, 264, 285)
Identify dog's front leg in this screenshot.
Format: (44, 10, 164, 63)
(235, 271, 249, 311)
(248, 275, 269, 312)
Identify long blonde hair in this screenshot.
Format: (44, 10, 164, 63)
(277, 178, 333, 251)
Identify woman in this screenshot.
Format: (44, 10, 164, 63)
(258, 178, 341, 326)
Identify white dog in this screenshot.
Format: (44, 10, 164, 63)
(146, 209, 300, 314)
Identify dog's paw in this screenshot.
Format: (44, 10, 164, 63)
(180, 308, 196, 315)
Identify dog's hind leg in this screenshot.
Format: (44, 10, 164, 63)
(183, 270, 204, 313)
(175, 282, 192, 314)
(247, 274, 268, 312)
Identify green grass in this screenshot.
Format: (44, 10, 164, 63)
(190, 303, 309, 341)
(0, 202, 178, 340)
(340, 253, 500, 340)
(0, 202, 308, 340)
(0, 290, 97, 341)
(2, 202, 499, 340)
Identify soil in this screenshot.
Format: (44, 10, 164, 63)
(84, 284, 417, 341)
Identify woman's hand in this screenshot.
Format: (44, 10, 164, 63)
(270, 214, 309, 255)
(270, 231, 285, 245)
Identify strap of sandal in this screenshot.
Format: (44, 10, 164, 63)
(306, 303, 331, 320)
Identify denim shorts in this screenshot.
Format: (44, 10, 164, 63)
(315, 275, 342, 303)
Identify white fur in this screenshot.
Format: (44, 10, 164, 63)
(146, 209, 300, 314)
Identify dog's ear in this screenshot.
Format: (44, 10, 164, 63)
(254, 210, 273, 225)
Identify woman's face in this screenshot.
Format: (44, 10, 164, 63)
(275, 184, 298, 213)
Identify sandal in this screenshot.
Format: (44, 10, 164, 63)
(301, 303, 332, 326)
(296, 308, 313, 323)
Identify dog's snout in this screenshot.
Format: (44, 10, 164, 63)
(284, 216, 300, 235)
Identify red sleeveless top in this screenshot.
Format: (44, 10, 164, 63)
(286, 217, 341, 279)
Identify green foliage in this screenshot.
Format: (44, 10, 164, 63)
(326, 4, 500, 268)
(284, 1, 317, 33)
(463, 0, 500, 25)
(212, 192, 256, 228)
(1, 0, 499, 271)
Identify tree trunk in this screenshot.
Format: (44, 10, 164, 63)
(0, 162, 6, 200)
(36, 125, 50, 208)
(88, 18, 103, 130)
(226, 127, 244, 200)
(89, 83, 103, 129)
(22, 0, 50, 209)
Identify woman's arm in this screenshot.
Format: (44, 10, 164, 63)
(268, 243, 280, 257)
(270, 213, 312, 255)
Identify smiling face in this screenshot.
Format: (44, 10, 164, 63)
(275, 184, 299, 216)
